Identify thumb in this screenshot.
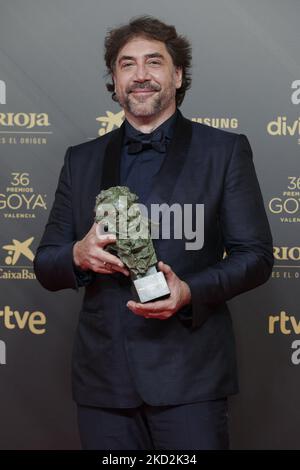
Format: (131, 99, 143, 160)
(158, 261, 173, 277)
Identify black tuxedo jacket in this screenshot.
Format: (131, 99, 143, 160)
(34, 110, 274, 407)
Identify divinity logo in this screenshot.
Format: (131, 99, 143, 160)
(0, 80, 6, 105)
(95, 198, 204, 251)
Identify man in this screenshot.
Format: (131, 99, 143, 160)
(34, 16, 274, 450)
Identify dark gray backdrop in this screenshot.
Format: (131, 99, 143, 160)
(0, 0, 299, 449)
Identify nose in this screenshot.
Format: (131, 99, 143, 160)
(134, 63, 151, 81)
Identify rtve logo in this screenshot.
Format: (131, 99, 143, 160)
(0, 306, 46, 335)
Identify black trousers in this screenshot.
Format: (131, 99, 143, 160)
(77, 398, 229, 450)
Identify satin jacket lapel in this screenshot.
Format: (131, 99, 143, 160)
(81, 125, 124, 235)
(100, 121, 125, 190)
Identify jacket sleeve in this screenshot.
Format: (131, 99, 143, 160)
(179, 134, 274, 328)
(33, 146, 95, 291)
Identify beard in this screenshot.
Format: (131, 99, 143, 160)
(116, 81, 176, 117)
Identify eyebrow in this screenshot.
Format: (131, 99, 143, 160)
(118, 52, 165, 64)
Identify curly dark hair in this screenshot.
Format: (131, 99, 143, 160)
(104, 15, 192, 107)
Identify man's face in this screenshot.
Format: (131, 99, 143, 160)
(112, 37, 182, 118)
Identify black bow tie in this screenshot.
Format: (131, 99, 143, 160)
(126, 129, 167, 154)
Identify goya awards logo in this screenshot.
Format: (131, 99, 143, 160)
(266, 80, 300, 144)
(0, 80, 51, 145)
(268, 176, 300, 223)
(0, 172, 47, 219)
(96, 110, 125, 135)
(0, 236, 36, 280)
(268, 310, 300, 365)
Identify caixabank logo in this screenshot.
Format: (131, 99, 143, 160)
(266, 80, 300, 145)
(96, 110, 125, 135)
(0, 79, 52, 145)
(0, 236, 36, 280)
(95, 109, 239, 137)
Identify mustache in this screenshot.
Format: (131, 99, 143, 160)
(127, 82, 161, 93)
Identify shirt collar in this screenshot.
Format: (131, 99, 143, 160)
(124, 108, 178, 143)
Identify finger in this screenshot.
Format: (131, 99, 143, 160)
(93, 266, 115, 274)
(141, 309, 172, 318)
(91, 222, 99, 233)
(127, 299, 172, 312)
(99, 251, 125, 268)
(109, 264, 130, 276)
(96, 234, 117, 247)
(131, 309, 172, 319)
(158, 260, 173, 276)
(147, 312, 172, 319)
(94, 262, 128, 275)
(126, 304, 173, 319)
(94, 259, 129, 276)
(91, 259, 120, 274)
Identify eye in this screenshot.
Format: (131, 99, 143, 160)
(122, 63, 134, 68)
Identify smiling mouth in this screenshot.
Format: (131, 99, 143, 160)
(131, 90, 157, 94)
(131, 90, 155, 95)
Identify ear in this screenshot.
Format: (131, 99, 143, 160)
(175, 66, 183, 90)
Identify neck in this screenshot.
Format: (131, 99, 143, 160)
(124, 103, 177, 134)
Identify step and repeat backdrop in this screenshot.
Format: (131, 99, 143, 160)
(0, 0, 299, 449)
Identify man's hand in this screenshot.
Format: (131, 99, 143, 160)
(127, 261, 191, 320)
(73, 222, 129, 276)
